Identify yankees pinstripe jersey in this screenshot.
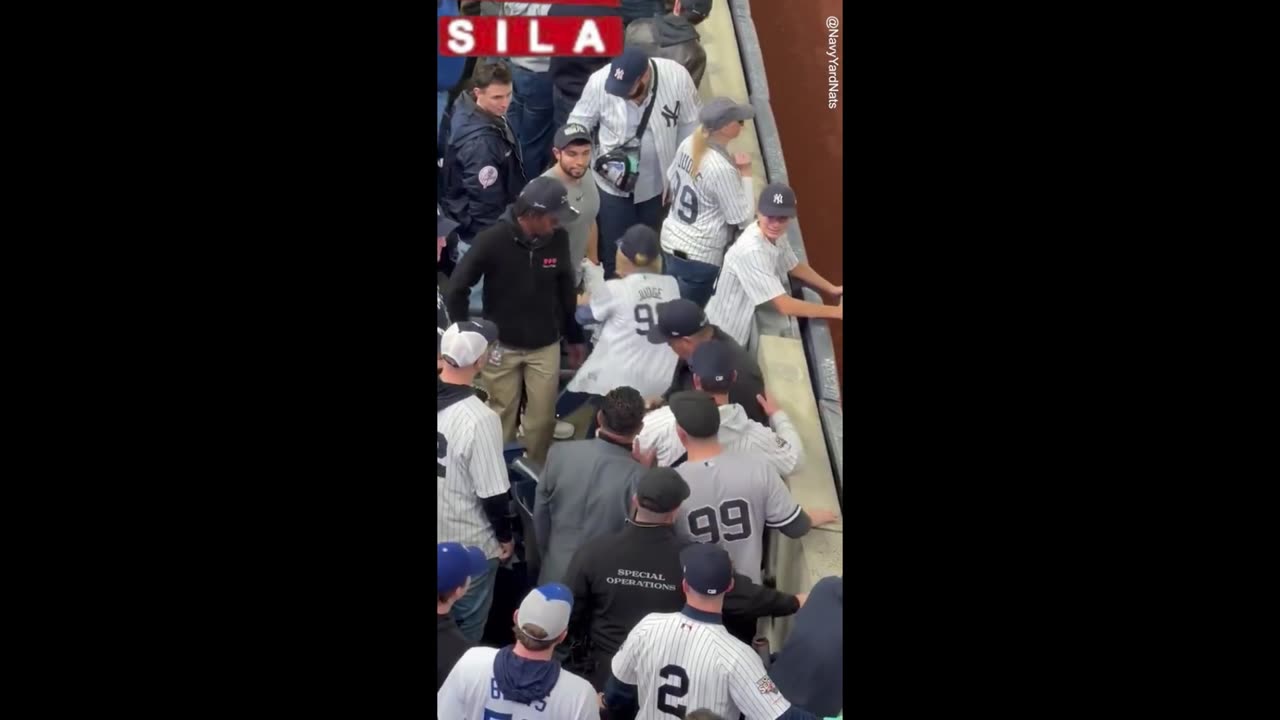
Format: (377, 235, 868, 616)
(674, 451, 802, 583)
(704, 222, 801, 347)
(568, 57, 701, 200)
(566, 273, 682, 398)
(437, 388, 511, 559)
(661, 134, 756, 265)
(634, 402, 803, 476)
(438, 646, 599, 720)
(611, 609, 793, 719)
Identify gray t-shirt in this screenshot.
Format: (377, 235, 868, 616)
(673, 450, 802, 583)
(541, 166, 600, 284)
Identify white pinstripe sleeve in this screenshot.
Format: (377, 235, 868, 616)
(717, 163, 754, 226)
(778, 237, 801, 272)
(748, 412, 802, 476)
(738, 248, 789, 306)
(635, 408, 682, 467)
(610, 617, 650, 684)
(725, 647, 792, 717)
(471, 407, 511, 498)
(677, 71, 701, 137)
(567, 72, 603, 132)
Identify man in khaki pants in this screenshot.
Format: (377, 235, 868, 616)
(446, 176, 587, 464)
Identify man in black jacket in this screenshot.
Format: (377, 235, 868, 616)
(446, 176, 587, 465)
(442, 62, 525, 257)
(647, 298, 770, 427)
(563, 467, 805, 690)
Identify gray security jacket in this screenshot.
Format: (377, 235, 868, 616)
(533, 437, 646, 585)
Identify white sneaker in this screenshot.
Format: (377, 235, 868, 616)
(554, 420, 575, 440)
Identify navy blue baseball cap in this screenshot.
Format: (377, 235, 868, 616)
(438, 542, 488, 594)
(646, 299, 709, 344)
(758, 182, 798, 218)
(618, 225, 660, 265)
(689, 340, 736, 392)
(681, 542, 734, 596)
(606, 47, 651, 97)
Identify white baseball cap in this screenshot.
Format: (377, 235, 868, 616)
(440, 320, 498, 367)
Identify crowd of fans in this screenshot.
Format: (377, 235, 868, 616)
(437, 2, 844, 718)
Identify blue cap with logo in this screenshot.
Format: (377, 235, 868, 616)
(438, 542, 489, 594)
(646, 298, 709, 344)
(681, 542, 734, 596)
(618, 225, 660, 266)
(606, 47, 651, 97)
(689, 340, 736, 392)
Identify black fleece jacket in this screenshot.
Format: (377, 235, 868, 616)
(446, 207, 584, 349)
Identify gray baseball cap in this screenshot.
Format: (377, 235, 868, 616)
(758, 182, 798, 218)
(699, 96, 754, 132)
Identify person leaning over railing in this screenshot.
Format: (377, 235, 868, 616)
(704, 183, 844, 349)
(625, 0, 713, 88)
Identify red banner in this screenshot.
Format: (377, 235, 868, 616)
(439, 16, 624, 58)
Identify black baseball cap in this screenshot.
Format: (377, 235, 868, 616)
(681, 542, 734, 596)
(517, 176, 580, 224)
(680, 0, 714, 19)
(668, 390, 720, 439)
(636, 467, 690, 513)
(689, 340, 735, 393)
(646, 299, 709, 344)
(606, 47, 651, 97)
(758, 182, 798, 218)
(438, 204, 459, 238)
(553, 124, 592, 150)
(618, 225, 660, 265)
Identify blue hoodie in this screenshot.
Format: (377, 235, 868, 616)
(492, 645, 561, 706)
(437, 0, 465, 92)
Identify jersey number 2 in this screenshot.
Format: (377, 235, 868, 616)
(687, 498, 752, 544)
(656, 664, 689, 717)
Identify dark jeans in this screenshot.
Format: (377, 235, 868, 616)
(552, 86, 577, 133)
(510, 65, 555, 181)
(662, 251, 720, 308)
(449, 557, 499, 643)
(597, 191, 664, 279)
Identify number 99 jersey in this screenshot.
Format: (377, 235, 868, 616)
(611, 610, 794, 720)
(660, 134, 756, 267)
(674, 451, 802, 584)
(566, 273, 682, 399)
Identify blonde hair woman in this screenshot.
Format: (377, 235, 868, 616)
(659, 97, 758, 307)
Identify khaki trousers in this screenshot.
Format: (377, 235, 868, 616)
(481, 341, 560, 464)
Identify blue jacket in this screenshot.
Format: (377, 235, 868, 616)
(437, 0, 465, 93)
(441, 93, 525, 243)
(769, 576, 844, 717)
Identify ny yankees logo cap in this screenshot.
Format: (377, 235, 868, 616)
(605, 47, 651, 97)
(516, 583, 574, 639)
(437, 542, 488, 594)
(758, 182, 798, 218)
(646, 299, 709, 344)
(440, 319, 499, 367)
(689, 340, 736, 393)
(437, 204, 459, 239)
(680, 542, 734, 596)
